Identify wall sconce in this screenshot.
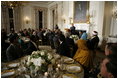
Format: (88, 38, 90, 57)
(112, 9, 117, 19)
(62, 15, 66, 23)
(88, 10, 96, 18)
(63, 19, 66, 23)
(24, 16, 30, 24)
(69, 17, 73, 24)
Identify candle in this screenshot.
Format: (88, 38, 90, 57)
(57, 64, 61, 68)
(44, 72, 48, 77)
(56, 68, 59, 71)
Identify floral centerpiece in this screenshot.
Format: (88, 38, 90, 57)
(26, 50, 53, 73)
(70, 35, 79, 41)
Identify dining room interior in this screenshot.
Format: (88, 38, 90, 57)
(1, 1, 117, 78)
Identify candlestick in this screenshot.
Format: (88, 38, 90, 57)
(56, 68, 59, 71)
(57, 64, 61, 68)
(44, 72, 48, 77)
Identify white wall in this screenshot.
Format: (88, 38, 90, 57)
(21, 1, 105, 38)
(22, 5, 34, 29)
(21, 3, 48, 30)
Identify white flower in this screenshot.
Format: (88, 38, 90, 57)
(32, 57, 45, 67)
(37, 51, 40, 54)
(32, 51, 37, 55)
(70, 35, 78, 40)
(26, 61, 31, 66)
(40, 51, 45, 56)
(27, 56, 30, 61)
(26, 56, 31, 66)
(51, 59, 55, 64)
(47, 53, 52, 59)
(35, 66, 39, 72)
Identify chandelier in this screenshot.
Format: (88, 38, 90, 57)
(1, 1, 25, 8)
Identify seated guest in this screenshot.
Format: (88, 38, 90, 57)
(1, 29, 9, 62)
(78, 31, 83, 39)
(105, 43, 117, 56)
(88, 31, 99, 50)
(73, 34, 93, 69)
(87, 31, 99, 61)
(17, 33, 28, 50)
(65, 32, 77, 57)
(48, 30, 55, 49)
(6, 33, 24, 61)
(56, 34, 71, 57)
(24, 35, 38, 55)
(80, 31, 87, 40)
(53, 30, 60, 50)
(89, 42, 117, 78)
(100, 55, 117, 78)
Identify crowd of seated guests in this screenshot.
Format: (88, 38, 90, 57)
(88, 42, 117, 78)
(1, 27, 99, 64)
(6, 33, 24, 61)
(1, 27, 73, 62)
(1, 28, 39, 62)
(1, 26, 117, 78)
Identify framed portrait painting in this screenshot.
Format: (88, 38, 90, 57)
(74, 1, 90, 23)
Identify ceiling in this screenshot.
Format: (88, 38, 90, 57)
(28, 1, 54, 5)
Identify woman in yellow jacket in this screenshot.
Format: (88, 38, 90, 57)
(73, 32, 93, 69)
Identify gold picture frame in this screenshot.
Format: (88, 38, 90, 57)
(73, 1, 90, 24)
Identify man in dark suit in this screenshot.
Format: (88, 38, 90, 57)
(24, 35, 38, 55)
(70, 23, 76, 35)
(6, 33, 24, 61)
(56, 34, 70, 57)
(65, 32, 77, 57)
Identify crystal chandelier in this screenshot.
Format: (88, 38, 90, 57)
(1, 1, 25, 8)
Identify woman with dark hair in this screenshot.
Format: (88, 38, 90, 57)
(105, 43, 117, 56)
(24, 35, 38, 55)
(6, 33, 24, 61)
(56, 34, 71, 57)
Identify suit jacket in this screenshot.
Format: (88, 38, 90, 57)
(6, 44, 23, 61)
(56, 41, 70, 57)
(65, 37, 77, 57)
(70, 26, 75, 31)
(70, 26, 76, 35)
(88, 36, 99, 50)
(24, 41, 37, 55)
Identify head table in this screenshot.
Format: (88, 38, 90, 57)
(1, 49, 84, 78)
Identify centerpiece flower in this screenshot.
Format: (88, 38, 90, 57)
(26, 50, 53, 73)
(70, 35, 79, 42)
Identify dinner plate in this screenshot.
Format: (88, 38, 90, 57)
(66, 64, 81, 73)
(63, 57, 74, 64)
(1, 70, 15, 77)
(7, 63, 19, 68)
(62, 74, 78, 78)
(54, 54, 60, 59)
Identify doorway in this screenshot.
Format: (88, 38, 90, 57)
(8, 8, 14, 31)
(52, 10, 55, 30)
(39, 11, 43, 29)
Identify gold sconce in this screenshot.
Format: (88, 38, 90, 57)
(112, 9, 117, 19)
(1, 1, 23, 8)
(63, 19, 66, 23)
(62, 15, 66, 23)
(24, 16, 30, 24)
(69, 17, 73, 24)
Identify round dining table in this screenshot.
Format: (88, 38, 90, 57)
(1, 49, 84, 78)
